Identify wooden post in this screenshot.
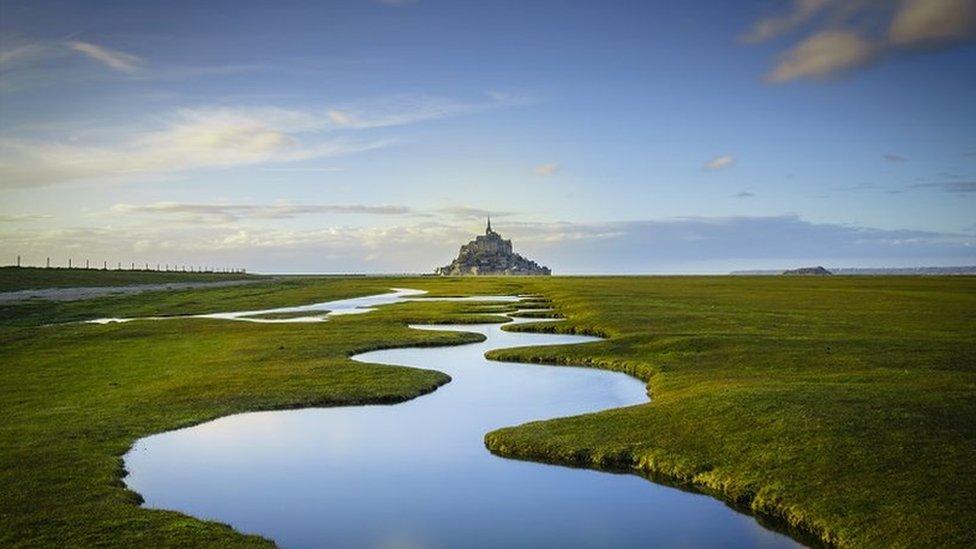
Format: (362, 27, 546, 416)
(46, 257, 50, 268)
(16, 255, 20, 267)
(86, 259, 90, 269)
(103, 260, 107, 270)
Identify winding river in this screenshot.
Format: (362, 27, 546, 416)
(122, 290, 800, 548)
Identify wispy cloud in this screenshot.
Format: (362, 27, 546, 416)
(0, 90, 530, 187)
(0, 213, 52, 223)
(532, 163, 559, 176)
(66, 41, 142, 73)
(889, 0, 976, 46)
(704, 154, 735, 171)
(767, 29, 879, 83)
(741, 0, 833, 43)
(733, 191, 755, 198)
(746, 0, 976, 83)
(0, 36, 257, 91)
(112, 202, 414, 223)
(435, 206, 516, 220)
(908, 181, 976, 193)
(6, 214, 970, 274)
(883, 154, 908, 162)
(325, 92, 524, 129)
(0, 105, 391, 187)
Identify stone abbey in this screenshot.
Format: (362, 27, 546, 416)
(436, 217, 551, 276)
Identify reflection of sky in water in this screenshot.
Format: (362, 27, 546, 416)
(124, 295, 799, 548)
(91, 288, 520, 324)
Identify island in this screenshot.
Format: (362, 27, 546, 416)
(436, 217, 551, 276)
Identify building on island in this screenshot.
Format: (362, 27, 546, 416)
(436, 217, 551, 276)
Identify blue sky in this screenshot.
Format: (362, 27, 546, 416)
(1, 0, 974, 273)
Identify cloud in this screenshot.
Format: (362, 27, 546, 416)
(0, 213, 51, 223)
(746, 0, 976, 83)
(0, 105, 386, 187)
(111, 202, 413, 223)
(2, 214, 972, 273)
(325, 92, 522, 129)
(0, 37, 52, 68)
(889, 0, 976, 47)
(883, 153, 908, 162)
(832, 183, 881, 191)
(111, 202, 526, 224)
(0, 90, 530, 187)
(908, 181, 976, 192)
(435, 206, 516, 220)
(741, 0, 834, 43)
(704, 154, 735, 171)
(767, 30, 879, 83)
(66, 41, 142, 73)
(733, 191, 755, 198)
(532, 163, 559, 176)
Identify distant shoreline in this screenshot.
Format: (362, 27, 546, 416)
(731, 266, 976, 275)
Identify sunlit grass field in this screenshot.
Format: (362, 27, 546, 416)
(1, 274, 973, 547)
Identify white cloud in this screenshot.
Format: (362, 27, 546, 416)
(324, 93, 519, 129)
(66, 41, 143, 73)
(0, 38, 52, 68)
(746, 0, 976, 83)
(889, 0, 976, 47)
(111, 202, 414, 223)
(1, 215, 972, 273)
(532, 163, 559, 176)
(767, 30, 878, 83)
(0, 90, 531, 187)
(704, 154, 735, 171)
(741, 0, 834, 43)
(0, 106, 392, 187)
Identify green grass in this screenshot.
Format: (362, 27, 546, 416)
(0, 266, 254, 292)
(486, 276, 976, 548)
(1, 274, 974, 547)
(0, 277, 517, 547)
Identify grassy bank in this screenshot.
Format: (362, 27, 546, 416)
(1, 274, 974, 546)
(0, 266, 254, 292)
(0, 277, 516, 547)
(485, 276, 976, 547)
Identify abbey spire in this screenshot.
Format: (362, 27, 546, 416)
(436, 218, 550, 276)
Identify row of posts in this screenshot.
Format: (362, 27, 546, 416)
(11, 255, 246, 274)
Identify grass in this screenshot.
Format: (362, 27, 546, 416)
(0, 266, 253, 292)
(0, 277, 517, 547)
(486, 275, 976, 548)
(1, 274, 974, 547)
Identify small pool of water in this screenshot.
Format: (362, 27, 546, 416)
(122, 290, 801, 548)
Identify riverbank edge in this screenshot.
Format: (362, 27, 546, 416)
(484, 315, 837, 548)
(99, 327, 491, 547)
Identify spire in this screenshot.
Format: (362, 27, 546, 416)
(486, 214, 492, 234)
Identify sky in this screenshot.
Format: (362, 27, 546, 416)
(0, 0, 974, 274)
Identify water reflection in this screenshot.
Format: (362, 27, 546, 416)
(123, 291, 800, 548)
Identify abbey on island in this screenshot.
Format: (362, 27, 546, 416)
(436, 217, 551, 276)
